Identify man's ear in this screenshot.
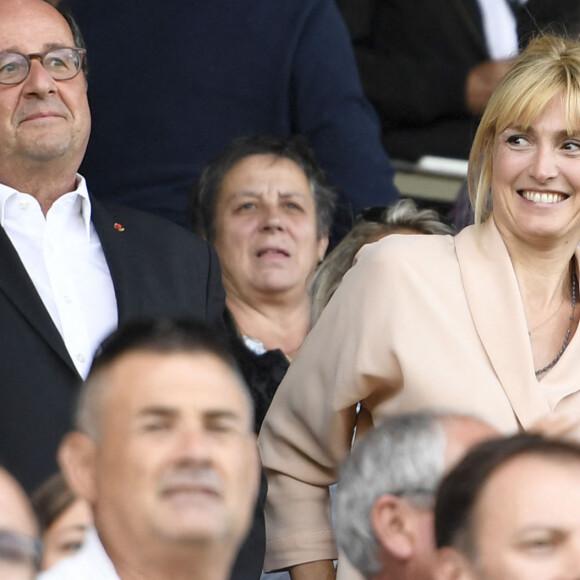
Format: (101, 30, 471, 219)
(58, 431, 98, 504)
(433, 546, 475, 580)
(370, 494, 415, 561)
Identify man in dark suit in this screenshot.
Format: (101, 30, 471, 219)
(336, 0, 516, 162)
(0, 4, 269, 579)
(0, 0, 224, 490)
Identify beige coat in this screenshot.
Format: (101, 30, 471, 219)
(258, 219, 580, 575)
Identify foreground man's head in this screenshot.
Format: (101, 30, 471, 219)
(59, 318, 260, 580)
(435, 434, 580, 580)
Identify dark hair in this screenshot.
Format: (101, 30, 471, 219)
(77, 318, 252, 437)
(190, 135, 336, 241)
(90, 317, 238, 377)
(43, 0, 88, 75)
(435, 434, 580, 556)
(31, 472, 77, 534)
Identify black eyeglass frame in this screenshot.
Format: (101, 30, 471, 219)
(0, 47, 86, 85)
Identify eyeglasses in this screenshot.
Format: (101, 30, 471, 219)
(0, 47, 86, 85)
(0, 529, 42, 570)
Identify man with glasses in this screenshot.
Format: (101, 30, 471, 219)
(0, 0, 225, 500)
(334, 412, 497, 580)
(0, 466, 41, 580)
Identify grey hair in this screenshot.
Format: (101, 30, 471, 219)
(334, 411, 450, 578)
(310, 199, 455, 323)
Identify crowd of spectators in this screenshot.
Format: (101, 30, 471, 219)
(2, 2, 580, 580)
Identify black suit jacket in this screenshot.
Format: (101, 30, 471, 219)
(0, 196, 225, 491)
(0, 197, 265, 580)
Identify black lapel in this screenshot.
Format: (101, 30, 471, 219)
(89, 196, 144, 324)
(0, 226, 77, 373)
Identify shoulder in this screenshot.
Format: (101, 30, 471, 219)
(355, 233, 457, 271)
(91, 198, 213, 255)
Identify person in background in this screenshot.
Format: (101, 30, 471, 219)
(335, 0, 520, 161)
(31, 472, 92, 571)
(0, 466, 41, 580)
(259, 35, 580, 580)
(59, 0, 399, 239)
(311, 199, 455, 323)
(334, 412, 497, 580)
(191, 135, 335, 430)
(434, 434, 580, 580)
(518, 0, 580, 48)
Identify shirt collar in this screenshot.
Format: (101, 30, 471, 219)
(0, 174, 93, 238)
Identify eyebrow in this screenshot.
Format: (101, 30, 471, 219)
(0, 43, 73, 54)
(503, 126, 580, 140)
(135, 407, 176, 419)
(135, 407, 244, 423)
(227, 190, 307, 200)
(203, 409, 243, 422)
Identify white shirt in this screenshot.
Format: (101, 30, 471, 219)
(0, 176, 117, 378)
(476, 0, 528, 60)
(37, 528, 120, 580)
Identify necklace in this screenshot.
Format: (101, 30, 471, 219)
(535, 268, 578, 377)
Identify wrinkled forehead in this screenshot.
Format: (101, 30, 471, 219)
(0, 0, 75, 52)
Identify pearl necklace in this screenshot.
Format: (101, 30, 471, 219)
(535, 268, 578, 377)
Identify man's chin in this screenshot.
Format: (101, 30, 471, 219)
(155, 519, 232, 545)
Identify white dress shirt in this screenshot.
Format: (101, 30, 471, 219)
(476, 0, 529, 60)
(0, 176, 117, 378)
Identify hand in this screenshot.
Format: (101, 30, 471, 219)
(465, 58, 516, 115)
(289, 560, 336, 580)
(529, 412, 580, 442)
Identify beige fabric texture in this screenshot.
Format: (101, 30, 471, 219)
(259, 219, 580, 575)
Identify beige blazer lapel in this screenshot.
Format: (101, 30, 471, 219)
(455, 220, 550, 428)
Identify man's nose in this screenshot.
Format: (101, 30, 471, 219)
(172, 426, 213, 463)
(22, 59, 57, 96)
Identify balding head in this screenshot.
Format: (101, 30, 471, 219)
(0, 467, 41, 580)
(441, 415, 499, 470)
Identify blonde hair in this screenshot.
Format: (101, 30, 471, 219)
(470, 35, 580, 224)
